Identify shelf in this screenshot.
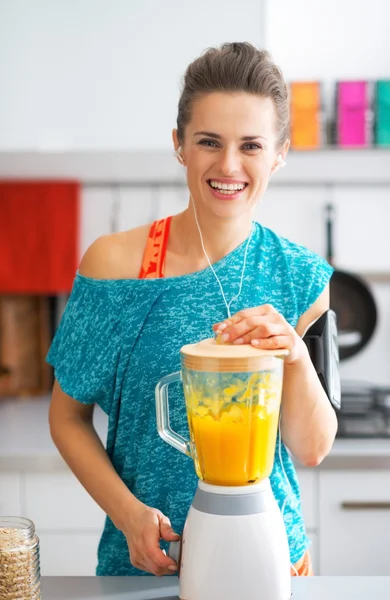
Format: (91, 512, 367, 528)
(0, 149, 390, 186)
(358, 272, 390, 284)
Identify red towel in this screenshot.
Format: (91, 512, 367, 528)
(0, 181, 80, 294)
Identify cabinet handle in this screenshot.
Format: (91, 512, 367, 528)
(341, 501, 390, 510)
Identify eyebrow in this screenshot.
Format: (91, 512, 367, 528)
(193, 131, 268, 141)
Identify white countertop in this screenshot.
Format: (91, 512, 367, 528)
(40, 576, 390, 600)
(1, 397, 390, 471)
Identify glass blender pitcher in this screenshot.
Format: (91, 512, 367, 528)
(156, 337, 288, 486)
(156, 339, 291, 600)
(155, 338, 292, 600)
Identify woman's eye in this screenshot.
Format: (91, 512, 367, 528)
(242, 143, 262, 151)
(198, 139, 219, 148)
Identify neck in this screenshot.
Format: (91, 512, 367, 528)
(171, 200, 253, 264)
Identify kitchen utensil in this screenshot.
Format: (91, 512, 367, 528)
(325, 204, 377, 360)
(156, 338, 291, 600)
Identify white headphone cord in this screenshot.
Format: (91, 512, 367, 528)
(190, 195, 253, 319)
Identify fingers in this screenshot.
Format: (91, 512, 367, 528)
(213, 305, 278, 335)
(128, 513, 179, 576)
(216, 314, 283, 345)
(160, 515, 180, 542)
(251, 334, 293, 350)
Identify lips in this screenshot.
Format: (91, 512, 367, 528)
(206, 180, 248, 200)
(207, 179, 248, 191)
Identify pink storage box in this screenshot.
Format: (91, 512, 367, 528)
(337, 81, 372, 147)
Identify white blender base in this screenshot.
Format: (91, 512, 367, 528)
(177, 482, 291, 600)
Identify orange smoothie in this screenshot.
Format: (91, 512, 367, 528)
(187, 400, 280, 486)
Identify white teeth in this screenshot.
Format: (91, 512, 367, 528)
(209, 180, 246, 191)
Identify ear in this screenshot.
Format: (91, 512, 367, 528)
(271, 139, 290, 173)
(172, 128, 180, 153)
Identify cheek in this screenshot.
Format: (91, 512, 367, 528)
(249, 163, 271, 187)
(186, 155, 212, 181)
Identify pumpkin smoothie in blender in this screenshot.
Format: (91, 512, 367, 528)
(185, 371, 282, 486)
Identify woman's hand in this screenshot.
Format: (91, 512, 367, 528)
(121, 500, 180, 576)
(213, 304, 308, 366)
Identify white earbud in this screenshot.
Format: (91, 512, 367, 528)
(174, 146, 185, 165)
(277, 154, 286, 168)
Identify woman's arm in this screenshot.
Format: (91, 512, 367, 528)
(49, 381, 140, 532)
(212, 285, 338, 467)
(280, 285, 338, 466)
(48, 234, 180, 576)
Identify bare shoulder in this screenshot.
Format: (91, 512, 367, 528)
(78, 223, 151, 279)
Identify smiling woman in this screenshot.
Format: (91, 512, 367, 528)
(47, 42, 337, 579)
(174, 92, 283, 219)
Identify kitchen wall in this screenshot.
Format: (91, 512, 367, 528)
(1, 0, 389, 386)
(0, 0, 265, 151)
(265, 0, 389, 79)
(264, 0, 390, 385)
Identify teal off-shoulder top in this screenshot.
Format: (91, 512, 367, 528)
(47, 221, 333, 575)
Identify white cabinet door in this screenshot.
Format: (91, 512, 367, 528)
(118, 186, 156, 230)
(319, 470, 390, 575)
(25, 472, 105, 531)
(0, 473, 21, 516)
(257, 186, 328, 257)
(80, 186, 115, 257)
(39, 532, 101, 575)
(296, 467, 318, 530)
(331, 186, 390, 272)
(154, 186, 188, 221)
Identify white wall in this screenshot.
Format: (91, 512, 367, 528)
(265, 0, 390, 80)
(0, 0, 265, 151)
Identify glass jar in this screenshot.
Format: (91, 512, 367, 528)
(156, 338, 288, 486)
(0, 517, 41, 599)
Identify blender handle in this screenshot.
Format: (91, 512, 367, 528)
(155, 372, 192, 457)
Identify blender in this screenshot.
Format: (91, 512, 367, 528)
(155, 338, 291, 600)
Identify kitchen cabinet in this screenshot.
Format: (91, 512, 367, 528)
(24, 472, 105, 531)
(80, 187, 115, 258)
(38, 531, 101, 576)
(23, 471, 105, 576)
(154, 186, 188, 221)
(117, 186, 156, 230)
(318, 470, 390, 575)
(257, 186, 328, 257)
(297, 468, 318, 531)
(331, 186, 390, 273)
(0, 473, 21, 515)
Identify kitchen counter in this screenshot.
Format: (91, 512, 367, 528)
(1, 397, 390, 471)
(40, 576, 390, 599)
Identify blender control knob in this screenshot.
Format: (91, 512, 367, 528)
(168, 540, 181, 564)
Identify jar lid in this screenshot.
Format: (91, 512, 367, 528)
(181, 337, 290, 359)
(180, 338, 289, 372)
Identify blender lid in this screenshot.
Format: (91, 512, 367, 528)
(181, 337, 290, 359)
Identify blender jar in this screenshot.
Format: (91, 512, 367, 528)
(156, 338, 288, 486)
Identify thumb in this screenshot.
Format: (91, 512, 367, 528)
(159, 515, 180, 542)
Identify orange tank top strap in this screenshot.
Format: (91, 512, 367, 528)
(291, 549, 313, 577)
(138, 216, 172, 279)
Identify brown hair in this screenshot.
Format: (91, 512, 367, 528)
(177, 42, 289, 148)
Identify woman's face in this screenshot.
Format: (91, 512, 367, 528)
(173, 92, 288, 220)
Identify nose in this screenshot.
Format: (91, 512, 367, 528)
(217, 147, 241, 176)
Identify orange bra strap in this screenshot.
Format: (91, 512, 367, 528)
(138, 216, 172, 279)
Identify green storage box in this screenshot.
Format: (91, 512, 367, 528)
(376, 81, 390, 146)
